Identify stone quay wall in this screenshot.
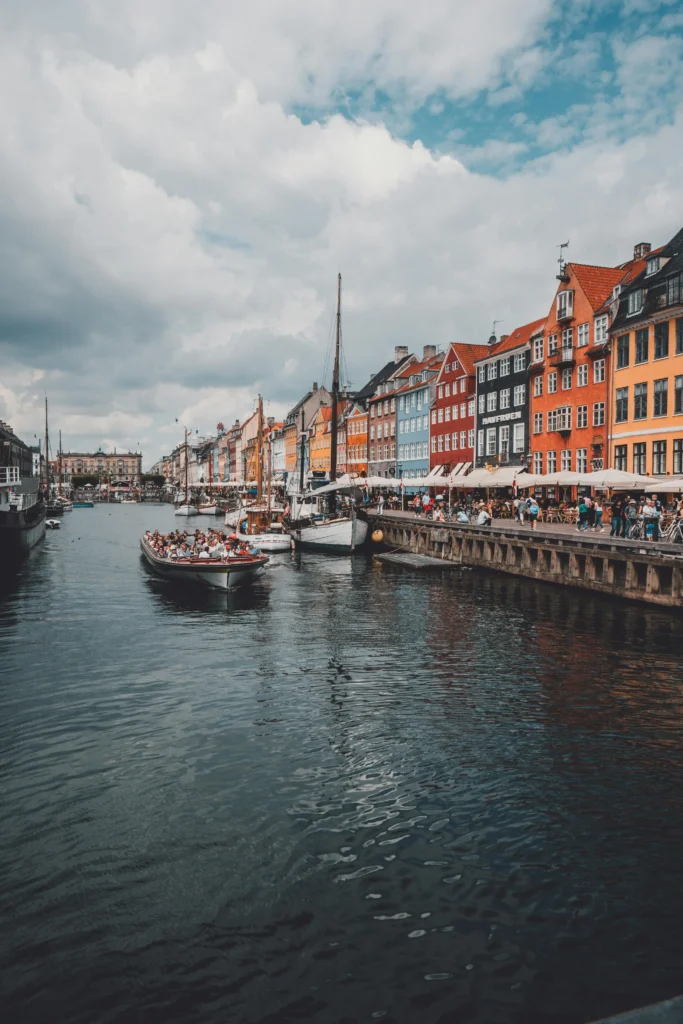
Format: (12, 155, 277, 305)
(370, 514, 683, 609)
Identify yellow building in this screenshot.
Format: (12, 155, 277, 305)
(609, 231, 683, 476)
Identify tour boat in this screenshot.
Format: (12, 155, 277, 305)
(284, 274, 368, 555)
(140, 535, 267, 589)
(236, 505, 292, 553)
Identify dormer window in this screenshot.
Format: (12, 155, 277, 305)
(557, 290, 574, 320)
(421, 370, 428, 382)
(627, 288, 643, 316)
(612, 284, 621, 300)
(646, 257, 660, 277)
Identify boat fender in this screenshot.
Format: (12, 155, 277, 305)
(371, 529, 384, 543)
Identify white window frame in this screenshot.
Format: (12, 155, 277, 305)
(548, 371, 557, 394)
(594, 315, 608, 344)
(487, 392, 497, 412)
(499, 389, 510, 410)
(577, 364, 588, 387)
(512, 422, 525, 454)
(593, 359, 605, 384)
(533, 375, 543, 397)
(577, 323, 589, 347)
(513, 385, 525, 407)
(486, 428, 497, 456)
(499, 357, 511, 377)
(557, 289, 574, 319)
(533, 412, 543, 434)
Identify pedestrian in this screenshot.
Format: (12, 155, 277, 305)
(527, 495, 540, 531)
(413, 494, 423, 517)
(642, 497, 656, 541)
(514, 496, 526, 524)
(576, 497, 589, 531)
(378, 493, 384, 515)
(584, 494, 596, 528)
(593, 497, 605, 532)
(623, 499, 637, 538)
(651, 494, 662, 541)
(610, 495, 624, 537)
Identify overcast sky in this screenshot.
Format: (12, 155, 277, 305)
(1, 0, 682, 465)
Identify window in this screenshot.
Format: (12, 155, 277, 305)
(533, 451, 543, 474)
(533, 336, 544, 363)
(468, 429, 474, 448)
(390, 443, 396, 459)
(409, 443, 415, 459)
(437, 408, 443, 423)
(533, 412, 543, 434)
(478, 366, 485, 382)
(444, 363, 450, 373)
(369, 446, 375, 461)
(460, 379, 467, 393)
(431, 410, 436, 425)
(547, 409, 557, 432)
(593, 402, 605, 426)
(677, 319, 683, 355)
(675, 439, 683, 475)
(460, 431, 467, 449)
(615, 387, 628, 423)
(477, 431, 484, 457)
(628, 289, 643, 315)
(500, 389, 510, 409)
(562, 327, 573, 349)
(561, 368, 572, 390)
(675, 375, 683, 414)
(486, 428, 496, 456)
(487, 392, 497, 412)
(547, 450, 557, 474)
(667, 274, 682, 306)
(654, 321, 670, 359)
(533, 375, 543, 397)
(437, 434, 443, 452)
(478, 394, 485, 413)
(617, 334, 630, 368)
(513, 385, 525, 406)
(451, 404, 458, 420)
(370, 406, 375, 418)
(653, 440, 667, 475)
(416, 392, 423, 410)
(547, 334, 558, 355)
(557, 290, 574, 319)
(548, 371, 557, 394)
(487, 363, 497, 380)
(576, 448, 588, 473)
(594, 316, 608, 345)
(445, 383, 450, 397)
(513, 352, 525, 373)
(499, 425, 510, 455)
(647, 256, 660, 277)
(460, 402, 466, 418)
(499, 357, 511, 376)
(410, 418, 415, 432)
(452, 432, 459, 450)
(468, 399, 475, 417)
(654, 378, 668, 417)
(513, 422, 525, 453)
(445, 406, 450, 421)
(577, 323, 589, 347)
(635, 328, 649, 363)
(444, 433, 450, 451)
(634, 382, 648, 419)
(561, 449, 572, 472)
(370, 425, 375, 441)
(577, 364, 588, 387)
(593, 359, 605, 383)
(384, 400, 389, 414)
(437, 385, 443, 399)
(614, 444, 627, 471)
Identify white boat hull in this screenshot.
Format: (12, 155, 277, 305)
(197, 505, 220, 515)
(244, 532, 292, 553)
(174, 504, 198, 517)
(141, 539, 266, 589)
(225, 504, 285, 528)
(289, 515, 368, 553)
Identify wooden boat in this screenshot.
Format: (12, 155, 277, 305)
(197, 504, 220, 515)
(174, 503, 198, 517)
(237, 506, 292, 552)
(140, 535, 267, 589)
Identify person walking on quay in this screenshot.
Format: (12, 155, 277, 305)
(577, 497, 589, 531)
(642, 497, 657, 541)
(413, 494, 423, 517)
(593, 497, 605, 532)
(377, 493, 384, 516)
(527, 495, 540, 531)
(623, 498, 637, 538)
(610, 495, 624, 537)
(584, 494, 596, 529)
(651, 494, 662, 541)
(514, 496, 526, 524)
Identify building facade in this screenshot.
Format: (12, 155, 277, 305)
(430, 342, 487, 475)
(395, 349, 443, 491)
(365, 347, 414, 479)
(346, 403, 368, 476)
(610, 229, 683, 476)
(283, 384, 331, 481)
(63, 449, 142, 486)
(474, 320, 543, 469)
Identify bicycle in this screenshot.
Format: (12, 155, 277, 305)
(662, 517, 683, 543)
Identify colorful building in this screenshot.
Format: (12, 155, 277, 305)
(366, 347, 414, 479)
(396, 349, 443, 491)
(283, 383, 331, 480)
(474, 320, 543, 469)
(609, 228, 683, 476)
(346, 403, 369, 476)
(430, 342, 487, 476)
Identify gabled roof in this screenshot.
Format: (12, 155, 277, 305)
(570, 264, 628, 312)
(394, 353, 444, 394)
(355, 354, 413, 405)
(610, 226, 683, 330)
(438, 342, 489, 380)
(475, 317, 545, 362)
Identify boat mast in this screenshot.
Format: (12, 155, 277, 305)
(58, 430, 62, 496)
(299, 407, 306, 494)
(256, 394, 263, 503)
(184, 428, 189, 507)
(330, 273, 341, 484)
(266, 435, 272, 513)
(44, 397, 49, 492)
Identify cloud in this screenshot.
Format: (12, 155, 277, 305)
(0, 0, 682, 464)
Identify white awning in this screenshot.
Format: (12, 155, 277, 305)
(452, 467, 539, 489)
(422, 465, 447, 486)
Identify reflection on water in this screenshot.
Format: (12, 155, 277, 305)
(1, 504, 683, 1024)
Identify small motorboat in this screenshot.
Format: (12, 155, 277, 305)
(140, 534, 267, 590)
(236, 507, 292, 553)
(73, 501, 95, 508)
(46, 518, 61, 529)
(174, 504, 198, 517)
(197, 504, 220, 516)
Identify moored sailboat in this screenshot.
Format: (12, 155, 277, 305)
(235, 402, 292, 552)
(174, 427, 198, 517)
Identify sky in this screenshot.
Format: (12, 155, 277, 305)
(1, 0, 682, 466)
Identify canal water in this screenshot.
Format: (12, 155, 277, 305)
(2, 504, 683, 1024)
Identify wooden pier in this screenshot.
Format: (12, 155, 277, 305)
(370, 513, 683, 609)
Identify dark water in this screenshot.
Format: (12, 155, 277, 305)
(2, 505, 683, 1024)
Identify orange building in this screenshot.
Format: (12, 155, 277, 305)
(529, 254, 642, 480)
(610, 229, 683, 476)
(346, 403, 369, 476)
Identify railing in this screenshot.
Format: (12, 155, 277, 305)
(549, 346, 575, 366)
(0, 467, 20, 485)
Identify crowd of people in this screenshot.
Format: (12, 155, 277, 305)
(144, 528, 260, 559)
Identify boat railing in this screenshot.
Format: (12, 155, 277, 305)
(0, 467, 21, 486)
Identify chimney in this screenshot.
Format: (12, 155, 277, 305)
(394, 345, 409, 363)
(312, 381, 318, 391)
(634, 242, 651, 261)
(500, 334, 509, 342)
(423, 344, 437, 360)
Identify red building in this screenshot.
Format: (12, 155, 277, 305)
(529, 254, 644, 481)
(430, 342, 488, 475)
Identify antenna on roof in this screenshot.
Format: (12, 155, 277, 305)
(489, 319, 502, 346)
(557, 240, 570, 282)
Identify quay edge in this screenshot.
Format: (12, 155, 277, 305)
(369, 513, 683, 609)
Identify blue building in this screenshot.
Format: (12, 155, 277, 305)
(396, 350, 443, 493)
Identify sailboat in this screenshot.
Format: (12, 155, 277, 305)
(174, 428, 197, 516)
(285, 274, 368, 554)
(197, 443, 220, 515)
(234, 397, 292, 552)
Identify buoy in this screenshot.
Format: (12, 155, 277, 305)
(372, 529, 384, 543)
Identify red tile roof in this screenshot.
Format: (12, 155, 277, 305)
(570, 264, 631, 312)
(394, 353, 444, 394)
(477, 317, 545, 361)
(443, 342, 490, 377)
